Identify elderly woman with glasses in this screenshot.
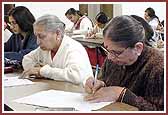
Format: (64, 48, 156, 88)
(84, 15, 164, 111)
(4, 6, 38, 62)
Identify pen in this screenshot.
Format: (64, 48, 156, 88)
(92, 64, 99, 94)
(93, 64, 99, 86)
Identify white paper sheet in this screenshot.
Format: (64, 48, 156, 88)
(14, 90, 112, 111)
(71, 34, 85, 39)
(4, 76, 34, 87)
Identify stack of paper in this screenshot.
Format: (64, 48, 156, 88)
(4, 76, 34, 87)
(14, 90, 112, 111)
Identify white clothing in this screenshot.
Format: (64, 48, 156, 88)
(149, 18, 159, 30)
(73, 16, 93, 35)
(92, 24, 104, 38)
(22, 35, 93, 85)
(148, 18, 160, 47)
(4, 29, 12, 43)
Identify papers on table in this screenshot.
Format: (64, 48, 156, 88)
(71, 34, 85, 39)
(4, 76, 34, 87)
(14, 90, 112, 111)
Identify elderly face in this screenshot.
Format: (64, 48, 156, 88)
(8, 16, 22, 34)
(66, 14, 78, 24)
(34, 24, 57, 51)
(103, 37, 142, 66)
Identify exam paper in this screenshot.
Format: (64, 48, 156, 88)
(71, 34, 85, 39)
(4, 76, 34, 87)
(14, 90, 112, 111)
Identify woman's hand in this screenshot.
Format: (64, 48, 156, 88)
(84, 86, 124, 103)
(84, 77, 105, 94)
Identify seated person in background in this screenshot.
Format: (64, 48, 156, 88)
(20, 15, 93, 85)
(131, 15, 154, 47)
(87, 12, 109, 38)
(65, 8, 93, 35)
(144, 7, 161, 47)
(84, 15, 164, 111)
(132, 15, 164, 49)
(144, 7, 160, 31)
(4, 6, 38, 63)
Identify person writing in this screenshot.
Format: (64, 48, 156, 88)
(87, 12, 109, 39)
(84, 15, 164, 111)
(20, 15, 93, 85)
(65, 8, 93, 35)
(4, 6, 38, 62)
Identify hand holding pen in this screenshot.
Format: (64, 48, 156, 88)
(84, 64, 105, 94)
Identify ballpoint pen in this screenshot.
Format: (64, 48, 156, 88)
(93, 64, 99, 94)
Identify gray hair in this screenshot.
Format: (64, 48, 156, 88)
(34, 14, 65, 38)
(103, 15, 145, 48)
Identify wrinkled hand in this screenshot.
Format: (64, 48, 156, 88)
(84, 77, 105, 94)
(84, 86, 124, 103)
(19, 67, 43, 79)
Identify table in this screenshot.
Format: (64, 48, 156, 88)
(73, 37, 104, 47)
(4, 73, 138, 111)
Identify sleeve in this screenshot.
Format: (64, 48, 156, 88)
(4, 34, 38, 62)
(19, 35, 38, 56)
(149, 19, 159, 31)
(40, 49, 93, 85)
(22, 47, 41, 70)
(4, 35, 13, 52)
(80, 17, 93, 31)
(5, 52, 23, 62)
(123, 72, 164, 111)
(4, 35, 23, 61)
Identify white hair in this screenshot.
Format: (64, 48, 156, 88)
(34, 14, 65, 38)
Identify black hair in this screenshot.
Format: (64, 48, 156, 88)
(103, 15, 145, 48)
(95, 12, 108, 24)
(161, 20, 164, 27)
(65, 8, 83, 17)
(145, 7, 160, 23)
(4, 4, 15, 15)
(131, 15, 154, 46)
(8, 6, 35, 33)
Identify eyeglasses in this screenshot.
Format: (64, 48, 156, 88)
(101, 46, 129, 58)
(7, 21, 18, 27)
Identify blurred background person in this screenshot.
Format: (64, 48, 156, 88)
(4, 6, 38, 63)
(65, 8, 93, 35)
(144, 7, 163, 48)
(87, 12, 109, 39)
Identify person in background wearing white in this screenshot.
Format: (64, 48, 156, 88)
(65, 8, 93, 35)
(20, 14, 93, 85)
(144, 7, 162, 47)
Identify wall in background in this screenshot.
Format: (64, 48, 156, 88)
(13, 2, 166, 28)
(15, 2, 79, 29)
(121, 2, 166, 22)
